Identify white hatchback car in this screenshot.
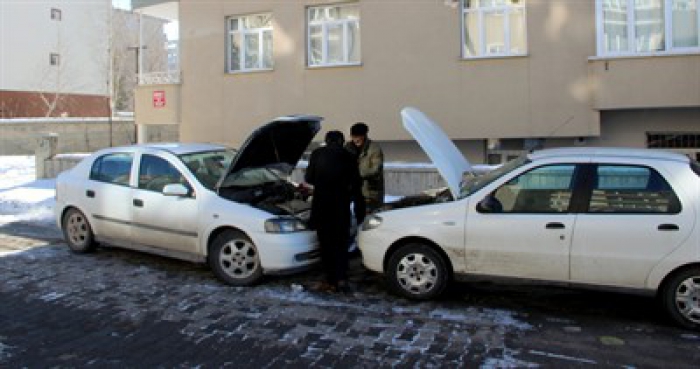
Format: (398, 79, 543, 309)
(360, 108, 700, 329)
(56, 116, 322, 286)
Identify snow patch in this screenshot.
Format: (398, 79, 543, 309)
(40, 292, 66, 302)
(0, 156, 56, 226)
(0, 339, 13, 360)
(429, 307, 532, 331)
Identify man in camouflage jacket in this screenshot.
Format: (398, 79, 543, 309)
(346, 122, 384, 212)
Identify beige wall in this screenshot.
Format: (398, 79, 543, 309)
(178, 0, 604, 148)
(176, 0, 699, 158)
(135, 84, 181, 125)
(589, 55, 700, 110)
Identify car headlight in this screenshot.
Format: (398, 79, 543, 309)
(361, 215, 383, 231)
(265, 217, 308, 233)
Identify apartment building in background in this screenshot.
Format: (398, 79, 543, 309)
(135, 0, 700, 163)
(0, 0, 111, 118)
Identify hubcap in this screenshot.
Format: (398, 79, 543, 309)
(219, 238, 259, 279)
(66, 212, 89, 247)
(675, 276, 700, 324)
(396, 252, 439, 295)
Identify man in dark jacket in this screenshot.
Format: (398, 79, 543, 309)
(345, 122, 384, 212)
(305, 130, 365, 293)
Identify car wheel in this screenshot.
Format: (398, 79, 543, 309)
(62, 208, 96, 253)
(662, 267, 700, 330)
(387, 243, 449, 300)
(209, 230, 263, 286)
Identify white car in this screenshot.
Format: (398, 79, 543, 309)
(359, 108, 700, 329)
(56, 116, 322, 286)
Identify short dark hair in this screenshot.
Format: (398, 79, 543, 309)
(325, 130, 344, 146)
(350, 122, 368, 137)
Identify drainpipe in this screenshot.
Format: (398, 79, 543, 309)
(136, 10, 147, 144)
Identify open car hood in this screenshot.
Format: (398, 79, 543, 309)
(217, 115, 322, 189)
(401, 107, 473, 197)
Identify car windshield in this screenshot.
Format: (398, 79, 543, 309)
(459, 155, 530, 198)
(179, 149, 236, 190)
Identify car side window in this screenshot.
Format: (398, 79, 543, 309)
(138, 154, 188, 193)
(588, 165, 681, 214)
(490, 165, 577, 213)
(89, 153, 133, 186)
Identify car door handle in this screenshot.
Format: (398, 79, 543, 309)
(86, 190, 95, 198)
(133, 199, 144, 208)
(658, 224, 679, 231)
(546, 222, 565, 230)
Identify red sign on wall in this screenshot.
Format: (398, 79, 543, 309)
(153, 90, 166, 108)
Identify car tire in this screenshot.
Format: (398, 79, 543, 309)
(209, 230, 263, 286)
(661, 267, 700, 330)
(62, 208, 97, 253)
(387, 243, 449, 300)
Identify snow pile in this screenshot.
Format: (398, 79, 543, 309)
(0, 156, 56, 226)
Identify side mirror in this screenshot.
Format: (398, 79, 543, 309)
(162, 183, 189, 197)
(477, 195, 502, 213)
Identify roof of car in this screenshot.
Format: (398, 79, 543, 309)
(115, 142, 230, 155)
(529, 147, 690, 163)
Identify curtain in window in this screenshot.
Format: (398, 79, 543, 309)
(604, 0, 629, 53)
(634, 0, 665, 52)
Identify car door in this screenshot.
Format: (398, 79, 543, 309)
(464, 164, 581, 281)
(570, 163, 694, 288)
(130, 153, 200, 254)
(85, 152, 135, 242)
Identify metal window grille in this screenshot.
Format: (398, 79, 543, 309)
(647, 132, 700, 148)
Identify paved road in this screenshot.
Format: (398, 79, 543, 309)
(1, 221, 699, 367)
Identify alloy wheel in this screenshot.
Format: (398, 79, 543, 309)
(674, 275, 700, 325)
(219, 238, 259, 279)
(396, 252, 439, 295)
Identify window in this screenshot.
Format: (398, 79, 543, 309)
(597, 0, 700, 56)
(307, 4, 361, 67)
(50, 53, 60, 66)
(51, 8, 61, 21)
(90, 153, 133, 186)
(462, 0, 527, 58)
(227, 13, 273, 72)
(647, 132, 700, 148)
(588, 165, 681, 213)
(138, 155, 188, 193)
(489, 165, 576, 213)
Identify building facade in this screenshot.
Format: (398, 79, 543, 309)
(0, 0, 111, 118)
(136, 0, 700, 163)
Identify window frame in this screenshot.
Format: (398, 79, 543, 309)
(482, 163, 583, 214)
(596, 0, 700, 57)
(306, 3, 362, 68)
(226, 13, 274, 73)
(89, 153, 134, 187)
(49, 53, 60, 66)
(580, 163, 682, 214)
(137, 154, 192, 195)
(461, 0, 529, 60)
(51, 8, 62, 21)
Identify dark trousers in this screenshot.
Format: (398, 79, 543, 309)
(317, 224, 349, 285)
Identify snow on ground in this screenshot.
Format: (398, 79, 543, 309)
(0, 156, 56, 227)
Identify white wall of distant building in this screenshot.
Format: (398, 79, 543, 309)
(0, 0, 111, 96)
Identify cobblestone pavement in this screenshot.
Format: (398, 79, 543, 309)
(1, 222, 699, 367)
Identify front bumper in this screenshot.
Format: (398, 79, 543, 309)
(248, 230, 320, 274)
